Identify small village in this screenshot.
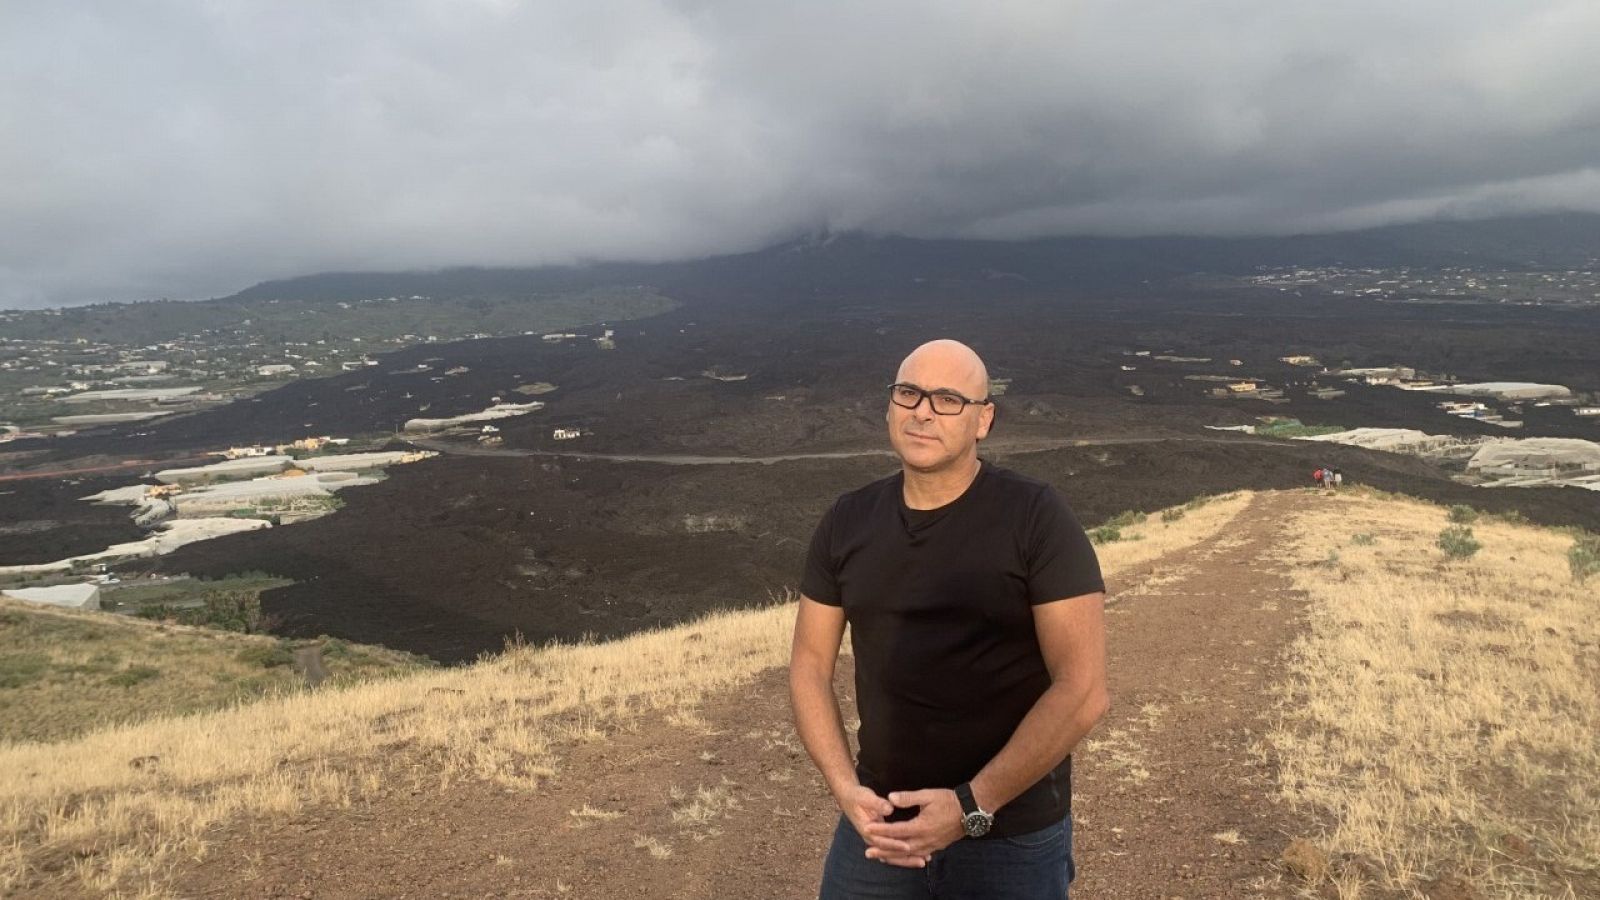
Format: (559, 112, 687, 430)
(1245, 263, 1600, 307)
(1123, 346, 1598, 431)
(1114, 347, 1600, 493)
(0, 291, 642, 441)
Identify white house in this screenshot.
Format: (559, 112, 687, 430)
(2, 583, 102, 610)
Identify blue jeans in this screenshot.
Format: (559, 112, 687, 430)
(819, 813, 1075, 899)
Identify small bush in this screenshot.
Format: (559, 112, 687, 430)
(1494, 509, 1529, 526)
(135, 604, 180, 622)
(107, 665, 161, 687)
(1255, 418, 1346, 439)
(194, 589, 270, 633)
(235, 643, 295, 669)
(1089, 525, 1122, 545)
(1570, 535, 1600, 584)
(1105, 510, 1147, 529)
(1437, 525, 1481, 560)
(136, 589, 274, 634)
(1161, 508, 1185, 523)
(1351, 533, 1376, 546)
(1447, 505, 1478, 524)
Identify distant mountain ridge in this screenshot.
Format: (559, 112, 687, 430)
(229, 212, 1600, 303)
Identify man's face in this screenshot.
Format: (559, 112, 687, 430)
(885, 349, 994, 473)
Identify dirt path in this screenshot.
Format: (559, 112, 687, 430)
(167, 492, 1319, 899)
(1072, 492, 1312, 898)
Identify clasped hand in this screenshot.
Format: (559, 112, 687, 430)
(840, 784, 966, 868)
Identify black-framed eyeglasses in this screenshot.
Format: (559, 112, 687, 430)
(887, 382, 992, 416)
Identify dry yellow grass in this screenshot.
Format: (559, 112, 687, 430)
(0, 601, 802, 895)
(1092, 491, 1252, 573)
(0, 490, 1249, 898)
(1269, 487, 1600, 898)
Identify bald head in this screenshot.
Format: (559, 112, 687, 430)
(895, 339, 990, 399)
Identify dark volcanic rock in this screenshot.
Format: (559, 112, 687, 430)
(0, 475, 148, 565)
(118, 436, 1599, 664)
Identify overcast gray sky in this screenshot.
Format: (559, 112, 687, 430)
(4, 1, 1600, 308)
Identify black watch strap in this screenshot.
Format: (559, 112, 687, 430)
(955, 782, 979, 816)
(954, 782, 993, 838)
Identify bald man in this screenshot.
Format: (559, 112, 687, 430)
(790, 339, 1109, 899)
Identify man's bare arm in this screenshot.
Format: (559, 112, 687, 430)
(967, 590, 1109, 812)
(789, 596, 924, 865)
(788, 595, 857, 798)
(863, 590, 1109, 856)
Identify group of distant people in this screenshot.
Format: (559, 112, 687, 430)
(1313, 466, 1343, 490)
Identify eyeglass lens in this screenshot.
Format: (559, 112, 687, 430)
(891, 385, 966, 414)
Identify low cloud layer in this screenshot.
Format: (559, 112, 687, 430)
(5, 1, 1600, 308)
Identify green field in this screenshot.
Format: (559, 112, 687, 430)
(0, 596, 433, 744)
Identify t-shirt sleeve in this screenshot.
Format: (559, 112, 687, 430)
(799, 499, 842, 606)
(1026, 486, 1106, 605)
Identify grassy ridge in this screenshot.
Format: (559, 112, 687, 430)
(0, 599, 431, 743)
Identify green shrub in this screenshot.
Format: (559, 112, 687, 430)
(1570, 535, 1600, 584)
(1161, 508, 1185, 523)
(1495, 509, 1529, 526)
(1105, 510, 1147, 529)
(1089, 525, 1123, 545)
(1437, 525, 1481, 560)
(1447, 505, 1478, 524)
(107, 665, 161, 687)
(137, 590, 272, 634)
(1351, 532, 1376, 546)
(1255, 418, 1346, 439)
(236, 643, 295, 668)
(134, 604, 180, 622)
(194, 589, 270, 633)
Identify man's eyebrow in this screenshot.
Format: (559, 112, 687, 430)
(897, 381, 964, 394)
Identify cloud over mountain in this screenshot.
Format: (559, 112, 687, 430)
(4, 1, 1599, 307)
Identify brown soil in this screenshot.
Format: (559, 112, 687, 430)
(141, 491, 1360, 900)
(1071, 491, 1322, 899)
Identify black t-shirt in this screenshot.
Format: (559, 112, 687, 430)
(800, 458, 1105, 837)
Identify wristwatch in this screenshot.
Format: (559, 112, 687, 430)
(954, 782, 993, 838)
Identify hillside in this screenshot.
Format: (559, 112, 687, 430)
(0, 600, 432, 743)
(1, 489, 1596, 899)
(228, 213, 1600, 304)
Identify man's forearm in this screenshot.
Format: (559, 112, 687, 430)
(789, 667, 859, 800)
(969, 679, 1109, 813)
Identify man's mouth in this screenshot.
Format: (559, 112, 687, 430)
(905, 432, 938, 442)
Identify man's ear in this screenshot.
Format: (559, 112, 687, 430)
(977, 402, 996, 440)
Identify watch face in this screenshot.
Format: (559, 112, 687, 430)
(963, 811, 992, 838)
